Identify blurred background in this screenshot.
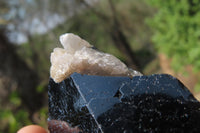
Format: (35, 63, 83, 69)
(0, 0, 200, 132)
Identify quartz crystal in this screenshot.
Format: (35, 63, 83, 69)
(50, 33, 142, 83)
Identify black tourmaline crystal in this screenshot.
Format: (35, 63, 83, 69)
(48, 73, 200, 133)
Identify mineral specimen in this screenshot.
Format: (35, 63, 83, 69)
(48, 73, 200, 132)
(50, 33, 141, 83)
(48, 33, 200, 133)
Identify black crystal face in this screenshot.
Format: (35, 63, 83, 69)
(48, 73, 200, 133)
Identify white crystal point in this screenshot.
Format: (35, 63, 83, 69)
(60, 33, 92, 54)
(50, 33, 142, 83)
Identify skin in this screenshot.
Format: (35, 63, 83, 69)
(18, 120, 80, 133)
(17, 125, 48, 133)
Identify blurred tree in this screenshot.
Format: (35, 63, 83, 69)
(0, 29, 44, 112)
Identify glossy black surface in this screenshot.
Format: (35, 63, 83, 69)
(48, 73, 200, 133)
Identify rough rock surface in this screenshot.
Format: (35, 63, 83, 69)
(48, 73, 200, 133)
(50, 33, 142, 83)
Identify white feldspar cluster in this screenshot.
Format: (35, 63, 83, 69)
(50, 33, 142, 83)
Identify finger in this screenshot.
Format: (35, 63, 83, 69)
(17, 125, 47, 133)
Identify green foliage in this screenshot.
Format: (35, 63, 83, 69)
(36, 85, 46, 93)
(0, 109, 31, 133)
(146, 0, 200, 72)
(9, 91, 21, 106)
(0, 89, 47, 133)
(0, 90, 30, 132)
(146, 0, 200, 92)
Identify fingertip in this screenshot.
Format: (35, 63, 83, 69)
(17, 125, 47, 133)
